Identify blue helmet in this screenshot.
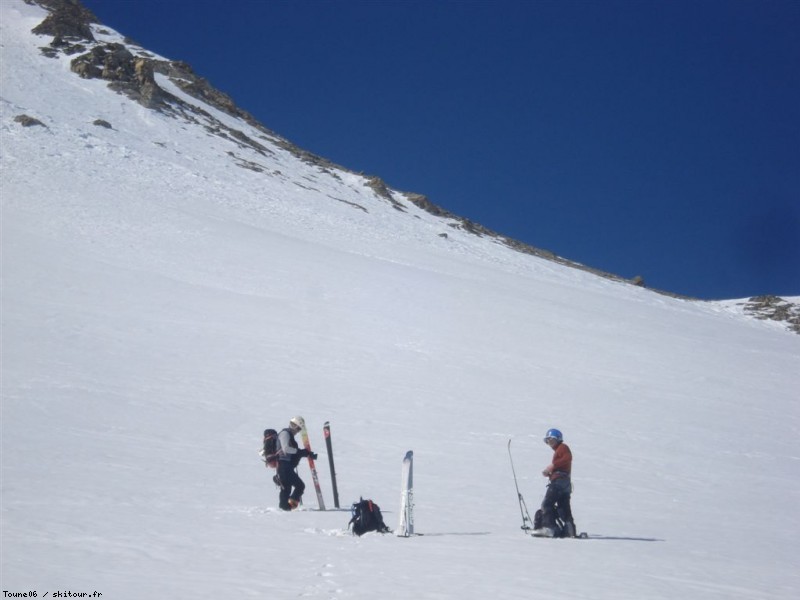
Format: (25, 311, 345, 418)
(544, 428, 563, 443)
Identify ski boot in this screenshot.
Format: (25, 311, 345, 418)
(531, 527, 555, 538)
(563, 521, 577, 538)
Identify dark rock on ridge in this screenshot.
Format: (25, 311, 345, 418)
(741, 296, 800, 334)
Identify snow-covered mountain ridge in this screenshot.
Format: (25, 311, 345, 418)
(4, 1, 757, 299)
(2, 1, 799, 599)
(16, 0, 800, 331)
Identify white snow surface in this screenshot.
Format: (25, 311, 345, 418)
(2, 2, 799, 598)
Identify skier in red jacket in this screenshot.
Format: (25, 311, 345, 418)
(533, 428, 577, 537)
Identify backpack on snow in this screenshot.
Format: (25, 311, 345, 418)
(349, 498, 390, 536)
(261, 428, 279, 468)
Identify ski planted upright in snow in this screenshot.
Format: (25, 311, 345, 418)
(323, 421, 340, 508)
(397, 450, 414, 537)
(508, 438, 533, 532)
(294, 416, 325, 510)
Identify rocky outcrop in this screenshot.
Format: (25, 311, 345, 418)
(67, 43, 169, 109)
(742, 296, 800, 334)
(405, 193, 455, 219)
(364, 176, 407, 211)
(14, 114, 46, 127)
(30, 0, 96, 42)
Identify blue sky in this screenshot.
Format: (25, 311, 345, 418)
(81, 0, 799, 300)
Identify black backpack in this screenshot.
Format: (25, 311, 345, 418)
(262, 429, 279, 468)
(349, 498, 390, 536)
(533, 508, 576, 538)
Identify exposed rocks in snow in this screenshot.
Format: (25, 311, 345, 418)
(69, 44, 170, 110)
(14, 114, 46, 127)
(741, 296, 800, 334)
(364, 176, 407, 211)
(226, 151, 266, 173)
(92, 119, 112, 129)
(328, 196, 369, 213)
(30, 0, 96, 42)
(405, 193, 455, 219)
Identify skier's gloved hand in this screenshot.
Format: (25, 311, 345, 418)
(309, 452, 318, 460)
(296, 448, 308, 458)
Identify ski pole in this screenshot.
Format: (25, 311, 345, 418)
(508, 438, 533, 531)
(323, 421, 340, 508)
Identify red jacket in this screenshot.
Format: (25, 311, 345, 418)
(546, 442, 572, 481)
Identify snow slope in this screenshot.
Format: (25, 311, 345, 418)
(2, 2, 799, 598)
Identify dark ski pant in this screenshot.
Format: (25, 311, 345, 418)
(541, 477, 573, 529)
(277, 460, 305, 510)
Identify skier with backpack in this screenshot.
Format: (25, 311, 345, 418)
(271, 417, 317, 511)
(532, 428, 578, 538)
